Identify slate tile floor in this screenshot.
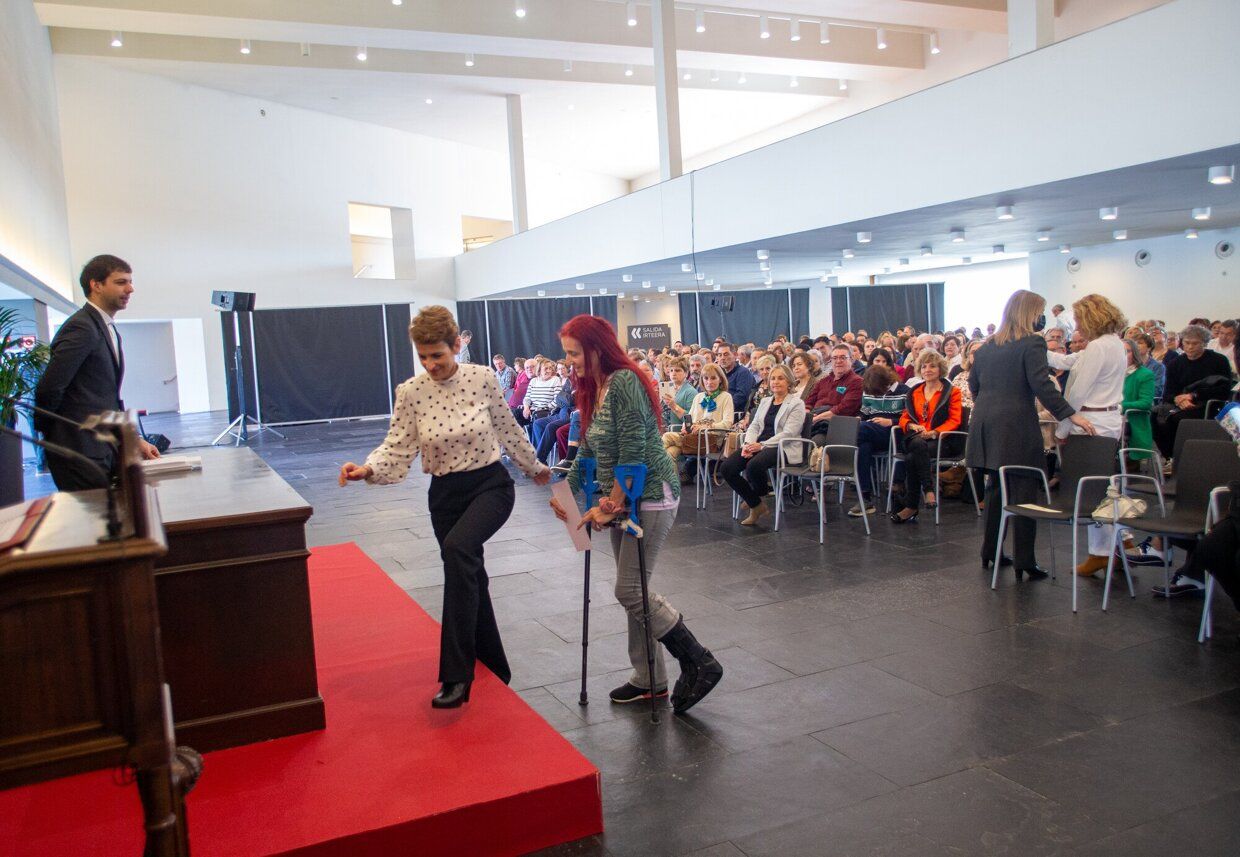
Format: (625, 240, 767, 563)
(23, 412, 1240, 856)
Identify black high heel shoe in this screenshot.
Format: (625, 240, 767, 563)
(888, 510, 918, 525)
(1015, 565, 1049, 579)
(981, 554, 1013, 570)
(431, 681, 472, 709)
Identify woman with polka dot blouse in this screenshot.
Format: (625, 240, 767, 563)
(340, 306, 550, 709)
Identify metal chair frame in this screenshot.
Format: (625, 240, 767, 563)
(773, 434, 869, 544)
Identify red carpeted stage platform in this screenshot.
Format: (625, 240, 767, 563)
(0, 542, 603, 857)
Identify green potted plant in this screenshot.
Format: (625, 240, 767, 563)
(1, 308, 51, 507)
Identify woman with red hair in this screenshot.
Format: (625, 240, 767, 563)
(550, 314, 724, 714)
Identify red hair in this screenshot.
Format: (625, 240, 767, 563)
(559, 314, 663, 436)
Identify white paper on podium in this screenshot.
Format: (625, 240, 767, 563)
(551, 479, 593, 552)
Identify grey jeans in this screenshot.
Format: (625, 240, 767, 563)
(609, 503, 681, 690)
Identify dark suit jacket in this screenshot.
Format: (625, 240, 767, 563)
(966, 334, 1074, 471)
(34, 304, 125, 484)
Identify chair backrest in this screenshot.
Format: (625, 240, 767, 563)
(1059, 435, 1119, 511)
(1171, 418, 1228, 467)
(1173, 440, 1240, 520)
(823, 415, 860, 447)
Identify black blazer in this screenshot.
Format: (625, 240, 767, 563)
(34, 304, 125, 471)
(966, 334, 1073, 471)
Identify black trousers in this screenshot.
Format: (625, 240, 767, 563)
(427, 462, 515, 684)
(720, 446, 780, 508)
(1153, 406, 1202, 459)
(903, 434, 936, 508)
(47, 449, 111, 491)
(980, 467, 1042, 568)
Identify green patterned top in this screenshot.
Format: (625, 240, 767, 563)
(568, 369, 681, 503)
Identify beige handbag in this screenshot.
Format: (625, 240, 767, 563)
(1091, 485, 1148, 522)
(808, 446, 831, 471)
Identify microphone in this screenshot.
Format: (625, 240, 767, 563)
(0, 424, 123, 539)
(9, 399, 120, 448)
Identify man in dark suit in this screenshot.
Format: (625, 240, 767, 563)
(34, 254, 160, 490)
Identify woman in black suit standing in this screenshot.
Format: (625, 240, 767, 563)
(968, 291, 1096, 577)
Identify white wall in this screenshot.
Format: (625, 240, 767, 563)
(615, 296, 682, 347)
(172, 318, 210, 413)
(877, 258, 1031, 332)
(1029, 226, 1240, 329)
(0, 2, 73, 300)
(116, 321, 179, 413)
(53, 57, 625, 412)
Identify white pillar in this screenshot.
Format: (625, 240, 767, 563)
(505, 94, 529, 233)
(1008, 0, 1055, 57)
(650, 0, 683, 181)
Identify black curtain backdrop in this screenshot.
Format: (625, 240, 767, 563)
(590, 295, 618, 332)
(678, 293, 700, 346)
(487, 296, 593, 361)
(455, 300, 489, 364)
(220, 311, 259, 422)
(252, 306, 391, 423)
(829, 284, 945, 334)
(384, 303, 415, 397)
(680, 289, 808, 347)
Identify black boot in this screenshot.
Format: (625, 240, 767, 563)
(658, 618, 723, 715)
(431, 681, 471, 709)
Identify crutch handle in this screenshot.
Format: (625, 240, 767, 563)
(613, 463, 647, 524)
(579, 456, 598, 507)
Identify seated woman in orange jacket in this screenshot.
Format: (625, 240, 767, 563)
(891, 349, 962, 524)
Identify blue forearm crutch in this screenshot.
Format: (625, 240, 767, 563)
(577, 457, 598, 706)
(613, 463, 659, 723)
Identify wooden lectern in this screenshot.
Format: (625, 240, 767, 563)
(0, 413, 199, 856)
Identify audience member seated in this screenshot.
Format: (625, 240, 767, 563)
(790, 351, 820, 401)
(660, 357, 698, 427)
(849, 364, 909, 518)
(520, 358, 562, 429)
(805, 343, 864, 445)
(1152, 324, 1234, 459)
(533, 371, 576, 463)
(1209, 318, 1238, 379)
(663, 363, 734, 468)
(720, 365, 806, 527)
(890, 350, 962, 524)
(716, 342, 756, 414)
(508, 357, 537, 422)
(739, 355, 777, 429)
(493, 353, 517, 400)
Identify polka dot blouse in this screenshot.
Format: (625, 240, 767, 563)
(364, 364, 541, 481)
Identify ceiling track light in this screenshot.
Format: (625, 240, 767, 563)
(240, 38, 251, 55)
(1208, 165, 1235, 185)
(657, 285, 667, 292)
(710, 69, 719, 82)
(110, 31, 123, 48)
(1192, 206, 1212, 221)
(1036, 229, 1051, 242)
(300, 42, 311, 57)
(626, 1, 637, 27)
(737, 72, 747, 84)
(633, 295, 641, 301)
(624, 64, 634, 77)
(842, 249, 855, 259)
(683, 71, 692, 81)
(898, 258, 910, 266)
(575, 282, 585, 290)
(756, 249, 769, 260)
(759, 15, 770, 39)
(695, 272, 706, 281)
(425, 97, 433, 105)
(819, 22, 830, 44)
(622, 273, 633, 282)
(695, 9, 706, 33)
(921, 246, 933, 257)
(961, 257, 972, 264)
(1059, 244, 1072, 254)
(992, 244, 1005, 254)
(514, 1, 526, 19)
(789, 75, 798, 88)
(356, 45, 368, 61)
(537, 289, 546, 296)
(670, 290, 679, 297)
(705, 278, 714, 286)
(600, 287, 608, 294)
(618, 292, 625, 298)
(464, 53, 475, 67)
(563, 59, 572, 72)
(642, 280, 652, 288)
(1113, 229, 1128, 240)
(996, 205, 1014, 220)
(929, 32, 940, 54)
(838, 78, 848, 91)
(392, 0, 403, 5)
(1185, 229, 1199, 239)
(712, 283, 721, 291)
(1099, 206, 1118, 220)
(857, 231, 872, 243)
(759, 261, 771, 271)
(790, 20, 801, 42)
(950, 229, 966, 243)
(876, 28, 888, 50)
(681, 262, 693, 272)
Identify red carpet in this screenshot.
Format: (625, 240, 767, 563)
(0, 542, 603, 856)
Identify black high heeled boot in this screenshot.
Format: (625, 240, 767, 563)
(431, 681, 471, 709)
(658, 618, 723, 715)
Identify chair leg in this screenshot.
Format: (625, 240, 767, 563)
(1102, 526, 1122, 612)
(886, 464, 895, 513)
(967, 469, 981, 517)
(934, 466, 941, 526)
(1071, 525, 1079, 613)
(854, 477, 871, 535)
(1199, 574, 1214, 643)
(991, 512, 1008, 590)
(818, 477, 825, 545)
(1048, 525, 1057, 580)
(774, 472, 784, 531)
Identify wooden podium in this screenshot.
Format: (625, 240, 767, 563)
(0, 414, 197, 856)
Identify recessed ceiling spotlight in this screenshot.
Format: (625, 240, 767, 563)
(622, 274, 633, 282)
(240, 39, 252, 55)
(756, 249, 769, 260)
(670, 290, 678, 296)
(425, 97, 433, 105)
(618, 291, 625, 298)
(737, 72, 747, 85)
(950, 229, 966, 243)
(759, 15, 770, 39)
(680, 262, 693, 272)
(356, 45, 368, 61)
(1208, 165, 1235, 185)
(657, 285, 667, 292)
(759, 261, 770, 272)
(695, 272, 706, 281)
(705, 278, 714, 286)
(1186, 228, 1199, 239)
(819, 22, 831, 44)
(683, 71, 692, 81)
(464, 53, 476, 67)
(790, 20, 801, 42)
(514, 0, 526, 18)
(920, 246, 933, 257)
(992, 244, 1005, 254)
(996, 205, 1014, 220)
(838, 79, 848, 91)
(763, 274, 774, 285)
(898, 258, 910, 266)
(624, 64, 634, 77)
(644, 299, 651, 303)
(1192, 206, 1212, 221)
(392, 0, 403, 5)
(642, 280, 652, 288)
(712, 283, 721, 291)
(567, 103, 574, 111)
(1113, 229, 1128, 240)
(929, 32, 941, 54)
(789, 75, 799, 88)
(1099, 206, 1118, 220)
(633, 295, 641, 301)
(1036, 229, 1051, 242)
(110, 31, 123, 48)
(537, 289, 545, 296)
(857, 231, 872, 243)
(1059, 244, 1072, 254)
(575, 282, 585, 290)
(876, 28, 888, 50)
(300, 42, 311, 56)
(961, 256, 972, 264)
(710, 69, 719, 82)
(626, 1, 637, 27)
(600, 287, 608, 294)
(695, 9, 706, 33)
(765, 284, 774, 289)
(842, 249, 855, 259)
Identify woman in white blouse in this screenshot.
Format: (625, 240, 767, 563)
(719, 365, 807, 526)
(1047, 295, 1129, 576)
(339, 306, 550, 709)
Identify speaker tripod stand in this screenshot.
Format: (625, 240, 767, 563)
(212, 312, 284, 446)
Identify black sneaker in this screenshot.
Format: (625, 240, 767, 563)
(848, 500, 876, 518)
(609, 682, 668, 704)
(1151, 574, 1205, 598)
